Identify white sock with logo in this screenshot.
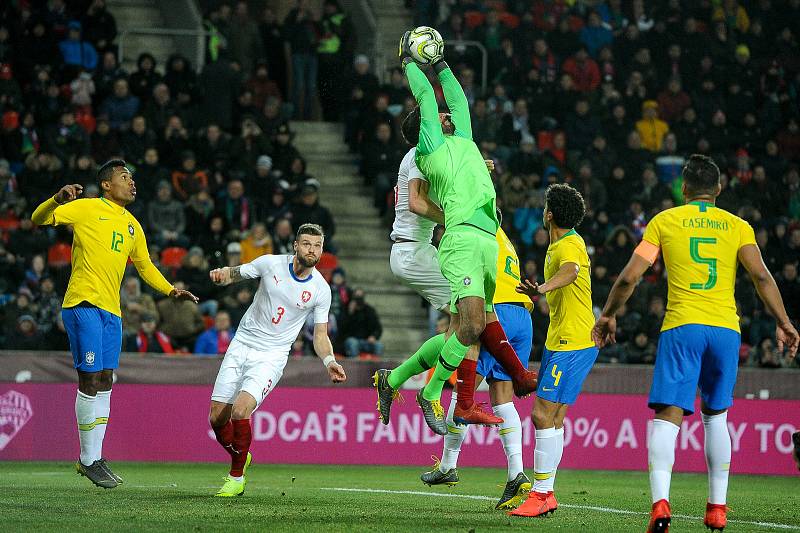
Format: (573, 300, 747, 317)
(649, 419, 680, 503)
(702, 412, 731, 505)
(94, 390, 112, 461)
(533, 427, 558, 494)
(543, 426, 565, 493)
(75, 390, 96, 465)
(439, 392, 467, 473)
(493, 402, 523, 481)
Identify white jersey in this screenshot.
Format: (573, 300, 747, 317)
(390, 147, 437, 243)
(233, 254, 331, 353)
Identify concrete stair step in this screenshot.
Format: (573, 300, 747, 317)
(291, 121, 343, 134)
(108, 5, 163, 27)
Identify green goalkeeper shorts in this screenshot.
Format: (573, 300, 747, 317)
(437, 223, 498, 314)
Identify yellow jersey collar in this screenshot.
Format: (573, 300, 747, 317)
(556, 228, 577, 242)
(100, 196, 127, 215)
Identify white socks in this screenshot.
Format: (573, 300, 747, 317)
(649, 419, 680, 503)
(75, 389, 112, 466)
(95, 390, 112, 460)
(439, 392, 465, 472)
(533, 427, 560, 493)
(493, 402, 523, 481)
(75, 390, 96, 465)
(702, 412, 731, 505)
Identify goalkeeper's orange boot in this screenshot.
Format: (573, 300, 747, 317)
(646, 499, 671, 533)
(508, 491, 552, 517)
(452, 402, 503, 426)
(704, 503, 728, 531)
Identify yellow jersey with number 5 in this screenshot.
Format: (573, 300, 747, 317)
(493, 228, 533, 310)
(38, 197, 173, 316)
(640, 201, 756, 333)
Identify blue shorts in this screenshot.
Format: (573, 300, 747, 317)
(62, 304, 122, 373)
(649, 324, 740, 415)
(537, 346, 599, 405)
(477, 303, 532, 381)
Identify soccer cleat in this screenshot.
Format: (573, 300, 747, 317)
(546, 491, 558, 512)
(76, 460, 118, 489)
(97, 458, 124, 484)
(647, 499, 671, 533)
(243, 451, 252, 475)
(416, 389, 447, 436)
(215, 475, 246, 497)
(452, 402, 503, 426)
(512, 370, 539, 398)
(495, 472, 532, 510)
(508, 490, 553, 517)
(420, 456, 459, 486)
(374, 369, 402, 425)
(704, 503, 728, 531)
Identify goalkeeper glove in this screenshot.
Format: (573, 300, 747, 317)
(399, 31, 414, 68)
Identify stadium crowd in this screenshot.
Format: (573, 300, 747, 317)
(0, 0, 798, 368)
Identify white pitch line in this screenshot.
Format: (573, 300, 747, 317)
(320, 487, 800, 531)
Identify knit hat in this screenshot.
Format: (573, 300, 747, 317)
(256, 155, 273, 169)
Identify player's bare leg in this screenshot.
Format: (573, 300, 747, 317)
(75, 370, 117, 489)
(210, 393, 256, 497)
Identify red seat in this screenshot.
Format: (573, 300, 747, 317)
(47, 243, 72, 267)
(316, 252, 338, 282)
(161, 246, 188, 268)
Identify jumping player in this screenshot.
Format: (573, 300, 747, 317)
(592, 155, 799, 532)
(510, 184, 599, 518)
(31, 160, 198, 489)
(207, 223, 346, 497)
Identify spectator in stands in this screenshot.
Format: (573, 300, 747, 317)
(171, 150, 208, 200)
(246, 62, 281, 112)
(240, 222, 273, 263)
(271, 122, 301, 175)
(229, 116, 270, 174)
(343, 55, 379, 149)
(259, 8, 288, 97)
(624, 330, 656, 364)
(8, 218, 48, 262)
(199, 47, 241, 131)
(284, 0, 319, 119)
(82, 0, 117, 55)
(339, 288, 383, 358)
(99, 78, 139, 131)
(185, 188, 215, 241)
(636, 100, 669, 152)
(222, 285, 253, 328)
(562, 46, 601, 93)
(157, 280, 204, 350)
(194, 310, 234, 355)
(6, 314, 44, 350)
(218, 178, 253, 234)
(45, 109, 90, 166)
(59, 21, 98, 73)
(316, 0, 352, 121)
(129, 52, 161, 103)
(34, 275, 60, 334)
(147, 180, 188, 248)
(272, 218, 294, 255)
(120, 276, 158, 334)
(291, 180, 335, 249)
(91, 116, 121, 163)
(329, 268, 350, 320)
(225, 241, 242, 267)
(361, 122, 404, 216)
(123, 312, 174, 354)
(229, 1, 263, 76)
(580, 10, 613, 57)
(20, 152, 63, 207)
(144, 83, 176, 134)
(195, 123, 231, 173)
(133, 147, 168, 203)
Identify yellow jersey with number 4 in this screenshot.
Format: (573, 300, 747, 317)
(544, 229, 594, 351)
(493, 228, 533, 310)
(33, 197, 173, 316)
(639, 201, 756, 333)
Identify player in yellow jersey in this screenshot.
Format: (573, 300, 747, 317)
(510, 183, 598, 519)
(31, 160, 198, 489)
(592, 155, 799, 532)
(421, 219, 534, 510)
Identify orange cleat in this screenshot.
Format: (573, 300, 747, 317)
(508, 491, 553, 517)
(704, 503, 728, 531)
(647, 499, 671, 533)
(452, 402, 503, 426)
(546, 491, 558, 512)
(512, 370, 538, 397)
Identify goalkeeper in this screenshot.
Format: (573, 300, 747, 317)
(376, 31, 508, 435)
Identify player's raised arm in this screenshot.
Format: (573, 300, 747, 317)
(31, 184, 84, 226)
(408, 179, 444, 224)
(210, 255, 270, 286)
(401, 34, 445, 156)
(435, 61, 472, 140)
(738, 243, 800, 360)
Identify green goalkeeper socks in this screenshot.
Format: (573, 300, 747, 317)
(387, 333, 446, 389)
(422, 334, 469, 401)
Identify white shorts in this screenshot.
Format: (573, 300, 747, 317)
(210, 338, 287, 409)
(390, 242, 451, 311)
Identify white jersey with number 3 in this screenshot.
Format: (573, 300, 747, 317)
(391, 147, 437, 243)
(234, 254, 331, 353)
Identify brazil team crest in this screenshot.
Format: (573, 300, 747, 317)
(0, 390, 33, 451)
(128, 222, 135, 236)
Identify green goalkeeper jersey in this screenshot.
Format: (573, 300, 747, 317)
(405, 62, 498, 233)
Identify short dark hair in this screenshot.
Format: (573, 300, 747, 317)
(296, 223, 324, 239)
(401, 106, 421, 146)
(545, 183, 586, 229)
(97, 159, 127, 188)
(682, 154, 720, 197)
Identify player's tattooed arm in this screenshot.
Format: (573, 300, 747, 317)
(210, 265, 245, 286)
(228, 266, 244, 284)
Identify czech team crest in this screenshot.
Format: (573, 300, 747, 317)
(301, 290, 312, 303)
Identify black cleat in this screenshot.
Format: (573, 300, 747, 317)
(416, 389, 447, 436)
(374, 369, 401, 425)
(76, 460, 118, 489)
(98, 458, 124, 484)
(420, 456, 459, 486)
(496, 472, 532, 510)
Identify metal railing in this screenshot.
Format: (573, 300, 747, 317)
(446, 39, 488, 95)
(118, 28, 208, 73)
(359, 0, 384, 81)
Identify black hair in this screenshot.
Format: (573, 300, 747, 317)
(97, 159, 127, 188)
(682, 154, 720, 197)
(545, 183, 586, 229)
(297, 223, 324, 239)
(401, 106, 421, 146)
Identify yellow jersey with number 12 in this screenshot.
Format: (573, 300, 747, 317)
(493, 228, 533, 310)
(34, 197, 173, 316)
(544, 229, 595, 351)
(639, 201, 756, 333)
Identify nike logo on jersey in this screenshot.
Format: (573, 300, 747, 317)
(542, 387, 554, 392)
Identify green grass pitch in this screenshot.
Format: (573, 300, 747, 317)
(1, 462, 798, 531)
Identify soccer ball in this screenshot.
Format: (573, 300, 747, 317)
(407, 26, 444, 65)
